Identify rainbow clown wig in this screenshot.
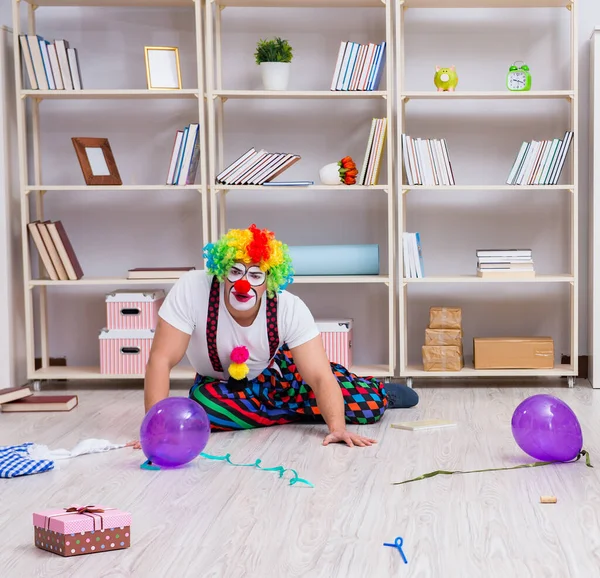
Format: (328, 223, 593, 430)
(203, 224, 294, 297)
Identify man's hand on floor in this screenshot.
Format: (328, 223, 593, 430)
(322, 430, 377, 448)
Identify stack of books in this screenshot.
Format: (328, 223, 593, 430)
(28, 220, 84, 281)
(506, 131, 573, 185)
(359, 118, 387, 185)
(19, 35, 83, 90)
(166, 123, 201, 185)
(476, 249, 534, 278)
(402, 232, 424, 278)
(330, 41, 386, 91)
(401, 134, 455, 186)
(216, 148, 301, 186)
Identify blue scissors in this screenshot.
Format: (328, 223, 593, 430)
(383, 536, 408, 564)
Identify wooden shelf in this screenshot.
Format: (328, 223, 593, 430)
(403, 0, 572, 8)
(30, 365, 196, 381)
(214, 0, 383, 6)
(402, 90, 574, 100)
(21, 89, 199, 99)
(214, 90, 387, 99)
(213, 184, 388, 192)
(25, 185, 202, 193)
(21, 0, 193, 7)
(402, 185, 574, 191)
(404, 275, 573, 283)
(30, 363, 391, 381)
(29, 274, 389, 286)
(403, 363, 575, 379)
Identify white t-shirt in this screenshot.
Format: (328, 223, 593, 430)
(158, 270, 320, 380)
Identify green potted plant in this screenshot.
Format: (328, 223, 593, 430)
(254, 37, 293, 91)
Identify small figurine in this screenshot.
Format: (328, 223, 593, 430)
(434, 65, 458, 92)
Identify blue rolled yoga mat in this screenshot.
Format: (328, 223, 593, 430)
(288, 244, 380, 276)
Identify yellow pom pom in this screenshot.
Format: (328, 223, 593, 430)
(229, 362, 249, 381)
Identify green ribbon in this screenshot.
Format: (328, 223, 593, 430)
(199, 452, 314, 488)
(393, 449, 592, 486)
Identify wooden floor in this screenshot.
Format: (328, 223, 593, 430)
(1, 378, 599, 578)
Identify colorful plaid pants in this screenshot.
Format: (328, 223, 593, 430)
(189, 344, 389, 431)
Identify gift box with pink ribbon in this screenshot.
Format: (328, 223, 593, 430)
(32, 504, 132, 557)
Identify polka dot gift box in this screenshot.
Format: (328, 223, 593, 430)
(32, 504, 131, 557)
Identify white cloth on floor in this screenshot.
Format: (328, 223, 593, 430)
(27, 439, 129, 461)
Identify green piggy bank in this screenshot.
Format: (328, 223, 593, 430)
(434, 65, 458, 92)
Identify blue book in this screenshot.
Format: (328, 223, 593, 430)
(368, 42, 387, 91)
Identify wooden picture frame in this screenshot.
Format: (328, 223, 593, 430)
(144, 46, 182, 90)
(71, 137, 122, 186)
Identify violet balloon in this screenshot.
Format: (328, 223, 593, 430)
(511, 394, 582, 462)
(140, 397, 210, 468)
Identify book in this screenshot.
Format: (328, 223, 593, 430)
(1, 394, 78, 412)
(19, 35, 81, 91)
(506, 131, 573, 185)
(263, 181, 314, 186)
(391, 419, 457, 431)
(0, 386, 32, 405)
(47, 221, 84, 280)
(401, 134, 455, 186)
(217, 149, 301, 185)
(330, 40, 386, 92)
(359, 118, 388, 186)
(402, 232, 424, 278)
(127, 267, 195, 279)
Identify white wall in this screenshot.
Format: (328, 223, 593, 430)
(8, 3, 600, 371)
(0, 24, 27, 388)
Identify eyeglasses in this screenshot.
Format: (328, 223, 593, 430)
(227, 263, 266, 287)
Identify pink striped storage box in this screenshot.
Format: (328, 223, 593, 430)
(105, 290, 165, 330)
(316, 319, 353, 368)
(99, 328, 154, 375)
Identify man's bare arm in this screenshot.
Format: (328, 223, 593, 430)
(144, 318, 191, 413)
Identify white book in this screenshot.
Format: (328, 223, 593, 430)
(177, 124, 199, 185)
(337, 41, 357, 91)
(401, 134, 413, 186)
(532, 140, 550, 185)
(402, 233, 413, 278)
(166, 130, 184, 185)
(54, 40, 73, 90)
(216, 147, 255, 183)
(517, 141, 538, 185)
(39, 40, 56, 90)
(27, 35, 48, 90)
(410, 137, 422, 185)
(507, 141, 528, 185)
(366, 119, 384, 185)
(550, 131, 573, 185)
(540, 139, 560, 185)
(349, 44, 366, 91)
(19, 35, 38, 89)
(227, 150, 267, 184)
(67, 48, 82, 90)
(330, 42, 347, 91)
(251, 153, 290, 185)
(220, 149, 261, 184)
(47, 43, 64, 90)
(240, 152, 277, 185)
(342, 42, 360, 91)
(359, 119, 377, 185)
(391, 419, 456, 431)
(358, 44, 377, 91)
(411, 233, 422, 278)
(440, 139, 455, 185)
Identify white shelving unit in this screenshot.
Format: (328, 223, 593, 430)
(396, 0, 578, 387)
(590, 25, 600, 388)
(204, 0, 397, 378)
(12, 0, 209, 385)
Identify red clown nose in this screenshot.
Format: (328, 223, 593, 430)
(234, 279, 251, 294)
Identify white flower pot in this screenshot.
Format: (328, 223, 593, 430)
(319, 162, 342, 186)
(260, 62, 291, 91)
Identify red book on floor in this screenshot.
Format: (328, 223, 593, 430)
(0, 386, 32, 405)
(1, 394, 78, 412)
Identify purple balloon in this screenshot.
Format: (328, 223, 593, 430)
(511, 394, 582, 462)
(140, 397, 210, 468)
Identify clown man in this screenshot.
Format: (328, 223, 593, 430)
(144, 224, 418, 448)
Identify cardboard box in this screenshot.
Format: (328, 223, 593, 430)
(422, 345, 464, 371)
(316, 319, 353, 368)
(33, 505, 131, 557)
(105, 289, 165, 330)
(425, 328, 463, 347)
(99, 328, 154, 375)
(473, 337, 554, 369)
(429, 306, 462, 329)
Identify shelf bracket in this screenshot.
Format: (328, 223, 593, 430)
(566, 1, 573, 11)
(382, 188, 390, 195)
